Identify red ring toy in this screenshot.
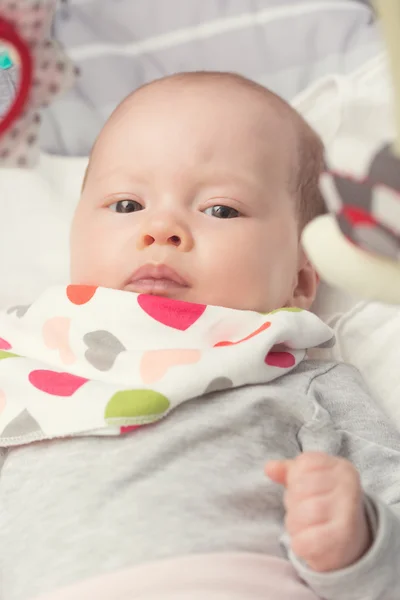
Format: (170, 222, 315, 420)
(0, 15, 33, 137)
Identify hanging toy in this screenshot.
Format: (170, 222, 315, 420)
(0, 45, 13, 68)
(0, 0, 77, 167)
(302, 0, 400, 304)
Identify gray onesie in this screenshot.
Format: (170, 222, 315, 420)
(1, 360, 400, 600)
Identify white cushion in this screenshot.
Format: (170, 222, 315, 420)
(0, 154, 86, 308)
(43, 0, 379, 155)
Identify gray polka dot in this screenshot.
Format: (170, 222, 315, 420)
(7, 305, 30, 318)
(84, 331, 126, 371)
(2, 409, 42, 438)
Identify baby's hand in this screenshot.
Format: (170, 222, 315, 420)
(265, 452, 372, 572)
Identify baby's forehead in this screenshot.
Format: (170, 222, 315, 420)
(104, 78, 294, 145)
(88, 75, 299, 185)
(115, 75, 289, 125)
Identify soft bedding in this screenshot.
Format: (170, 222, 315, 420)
(40, 0, 379, 155)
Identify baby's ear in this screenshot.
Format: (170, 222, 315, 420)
(292, 248, 319, 310)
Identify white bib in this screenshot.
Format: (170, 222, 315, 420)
(0, 286, 334, 446)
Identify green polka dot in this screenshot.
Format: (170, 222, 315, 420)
(0, 350, 19, 360)
(105, 389, 170, 422)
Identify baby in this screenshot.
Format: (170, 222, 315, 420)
(1, 72, 400, 600)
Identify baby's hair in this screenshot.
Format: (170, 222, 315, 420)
(82, 71, 326, 228)
(292, 113, 326, 229)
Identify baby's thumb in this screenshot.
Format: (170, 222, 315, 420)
(265, 460, 292, 486)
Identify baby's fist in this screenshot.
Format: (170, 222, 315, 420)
(266, 452, 371, 572)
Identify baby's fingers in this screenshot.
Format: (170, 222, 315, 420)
(265, 460, 293, 486)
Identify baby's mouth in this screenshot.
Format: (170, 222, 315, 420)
(125, 264, 190, 296)
(128, 278, 187, 295)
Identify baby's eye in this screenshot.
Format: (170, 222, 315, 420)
(203, 205, 240, 219)
(109, 200, 144, 213)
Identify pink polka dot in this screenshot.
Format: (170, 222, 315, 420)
(140, 349, 201, 383)
(265, 351, 296, 368)
(0, 338, 11, 351)
(138, 295, 206, 330)
(43, 317, 76, 365)
(28, 370, 88, 397)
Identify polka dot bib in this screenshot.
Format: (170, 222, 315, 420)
(0, 285, 334, 446)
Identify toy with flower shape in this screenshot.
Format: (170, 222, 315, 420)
(0, 0, 77, 167)
(302, 0, 400, 304)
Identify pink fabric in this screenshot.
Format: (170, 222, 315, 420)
(35, 553, 320, 600)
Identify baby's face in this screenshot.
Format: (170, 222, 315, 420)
(71, 79, 314, 312)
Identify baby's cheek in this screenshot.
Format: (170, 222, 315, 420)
(70, 222, 116, 286)
(206, 243, 268, 310)
(246, 258, 295, 312)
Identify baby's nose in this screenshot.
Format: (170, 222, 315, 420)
(143, 233, 181, 247)
(137, 219, 193, 251)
